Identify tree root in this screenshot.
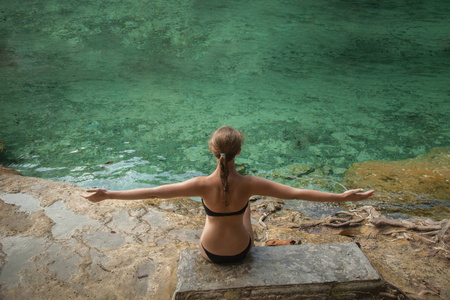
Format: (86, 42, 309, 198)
(324, 217, 365, 228)
(259, 212, 270, 229)
(322, 205, 449, 258)
(255, 201, 283, 229)
(371, 216, 443, 232)
(384, 279, 428, 300)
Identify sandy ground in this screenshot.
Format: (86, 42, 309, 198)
(0, 169, 449, 299)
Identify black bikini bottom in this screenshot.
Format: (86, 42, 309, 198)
(202, 237, 252, 264)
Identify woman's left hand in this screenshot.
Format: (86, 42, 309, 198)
(340, 189, 374, 202)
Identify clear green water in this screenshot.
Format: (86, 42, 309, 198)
(1, 0, 449, 194)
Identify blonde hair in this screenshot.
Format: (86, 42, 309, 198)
(209, 126, 243, 206)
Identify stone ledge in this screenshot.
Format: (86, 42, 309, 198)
(173, 242, 384, 299)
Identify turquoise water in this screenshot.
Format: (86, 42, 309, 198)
(1, 0, 449, 193)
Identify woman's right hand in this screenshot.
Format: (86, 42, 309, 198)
(82, 188, 109, 203)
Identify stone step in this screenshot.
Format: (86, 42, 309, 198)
(173, 242, 384, 299)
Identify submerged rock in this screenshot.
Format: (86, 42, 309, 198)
(272, 164, 315, 179)
(344, 147, 450, 219)
(0, 165, 22, 176)
(235, 162, 250, 175)
(345, 147, 449, 199)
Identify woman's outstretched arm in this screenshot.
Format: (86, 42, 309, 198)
(82, 177, 206, 203)
(247, 176, 374, 203)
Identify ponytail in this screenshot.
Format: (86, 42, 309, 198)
(209, 126, 244, 207)
(219, 153, 229, 206)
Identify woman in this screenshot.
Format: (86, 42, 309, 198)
(82, 126, 374, 264)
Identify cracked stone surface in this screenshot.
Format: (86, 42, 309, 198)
(174, 243, 384, 299)
(1, 172, 449, 299)
(0, 174, 203, 299)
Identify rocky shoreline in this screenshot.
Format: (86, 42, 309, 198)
(0, 148, 449, 299)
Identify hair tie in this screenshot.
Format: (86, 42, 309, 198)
(220, 153, 226, 156)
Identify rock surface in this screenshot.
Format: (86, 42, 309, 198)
(174, 243, 384, 299)
(1, 162, 449, 299)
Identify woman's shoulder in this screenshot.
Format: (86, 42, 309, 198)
(188, 175, 210, 183)
(240, 175, 287, 192)
(241, 174, 270, 183)
(189, 174, 220, 187)
(236, 175, 272, 190)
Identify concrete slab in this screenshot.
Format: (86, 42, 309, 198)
(173, 242, 384, 299)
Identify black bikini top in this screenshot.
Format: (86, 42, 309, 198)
(202, 199, 248, 217)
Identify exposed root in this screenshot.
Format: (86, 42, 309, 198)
(433, 246, 450, 255)
(388, 232, 413, 242)
(382, 230, 407, 235)
(324, 217, 365, 228)
(322, 205, 449, 258)
(254, 202, 283, 242)
(418, 230, 440, 236)
(384, 279, 429, 300)
(418, 235, 439, 244)
(259, 212, 270, 229)
(255, 201, 283, 230)
(371, 217, 443, 232)
(334, 211, 355, 217)
(379, 292, 397, 299)
(418, 289, 439, 297)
